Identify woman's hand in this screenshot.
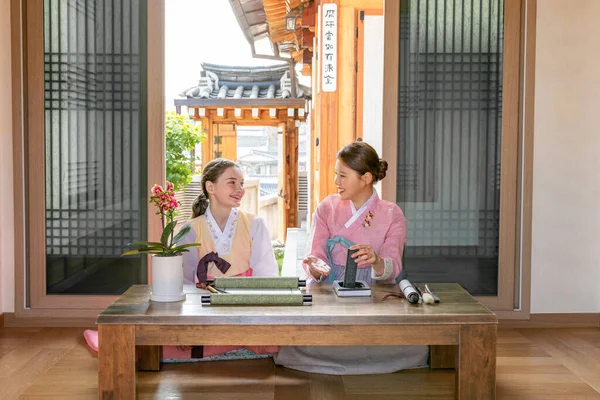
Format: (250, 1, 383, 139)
(303, 256, 331, 282)
(349, 244, 381, 267)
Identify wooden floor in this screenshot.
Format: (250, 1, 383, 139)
(1, 327, 599, 399)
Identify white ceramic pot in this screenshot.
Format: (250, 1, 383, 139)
(150, 255, 186, 302)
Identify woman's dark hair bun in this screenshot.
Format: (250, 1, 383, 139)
(377, 159, 388, 181)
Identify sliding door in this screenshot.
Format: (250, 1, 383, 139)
(383, 0, 522, 310)
(17, 0, 164, 312)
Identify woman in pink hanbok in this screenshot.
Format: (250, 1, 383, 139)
(84, 158, 278, 359)
(273, 141, 429, 375)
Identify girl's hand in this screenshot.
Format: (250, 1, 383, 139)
(349, 244, 381, 267)
(303, 256, 331, 282)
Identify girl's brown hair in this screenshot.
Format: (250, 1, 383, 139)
(336, 141, 388, 182)
(191, 158, 240, 218)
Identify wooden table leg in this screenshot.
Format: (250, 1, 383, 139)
(429, 345, 457, 369)
(99, 325, 136, 400)
(137, 345, 162, 371)
(456, 324, 497, 400)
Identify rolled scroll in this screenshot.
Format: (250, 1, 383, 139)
(399, 279, 420, 304)
(212, 277, 305, 289)
(201, 293, 312, 306)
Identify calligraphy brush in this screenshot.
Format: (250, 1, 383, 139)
(424, 284, 440, 303)
(205, 285, 227, 294)
(205, 285, 219, 294)
(414, 284, 434, 305)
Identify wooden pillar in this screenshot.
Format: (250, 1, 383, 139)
(318, 0, 339, 203)
(201, 116, 212, 166)
(337, 4, 357, 149)
(286, 118, 299, 229)
(311, 33, 321, 217)
(277, 123, 288, 243)
(312, 0, 380, 203)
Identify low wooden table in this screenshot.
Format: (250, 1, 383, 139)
(97, 283, 497, 399)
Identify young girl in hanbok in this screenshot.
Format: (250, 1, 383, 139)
(273, 141, 429, 374)
(84, 158, 278, 358)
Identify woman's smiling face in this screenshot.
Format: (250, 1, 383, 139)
(333, 159, 368, 201)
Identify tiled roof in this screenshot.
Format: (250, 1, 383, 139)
(180, 62, 309, 101)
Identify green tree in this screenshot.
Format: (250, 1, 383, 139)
(165, 111, 205, 191)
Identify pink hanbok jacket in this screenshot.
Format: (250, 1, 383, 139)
(303, 192, 407, 283)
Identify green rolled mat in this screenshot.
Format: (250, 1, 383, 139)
(213, 276, 300, 289)
(201, 293, 312, 306)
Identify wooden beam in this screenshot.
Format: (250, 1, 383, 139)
(303, 29, 315, 48)
(211, 109, 291, 122)
(302, 64, 312, 78)
(188, 105, 307, 112)
(193, 109, 306, 126)
(302, 1, 317, 27)
(303, 49, 313, 64)
(340, 0, 382, 8)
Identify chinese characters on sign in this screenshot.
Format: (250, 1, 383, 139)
(321, 3, 337, 92)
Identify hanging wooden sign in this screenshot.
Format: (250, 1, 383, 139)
(321, 3, 338, 92)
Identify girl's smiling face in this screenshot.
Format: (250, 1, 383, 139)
(205, 166, 245, 208)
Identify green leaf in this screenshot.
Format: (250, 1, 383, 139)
(171, 225, 192, 245)
(161, 220, 176, 246)
(122, 249, 141, 256)
(170, 243, 202, 254)
(127, 241, 164, 248)
(165, 111, 205, 191)
(121, 246, 164, 256)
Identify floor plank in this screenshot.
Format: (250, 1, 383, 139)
(0, 327, 596, 399)
(519, 329, 600, 394)
(0, 348, 67, 400)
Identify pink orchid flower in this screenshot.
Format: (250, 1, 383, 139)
(151, 184, 163, 195)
